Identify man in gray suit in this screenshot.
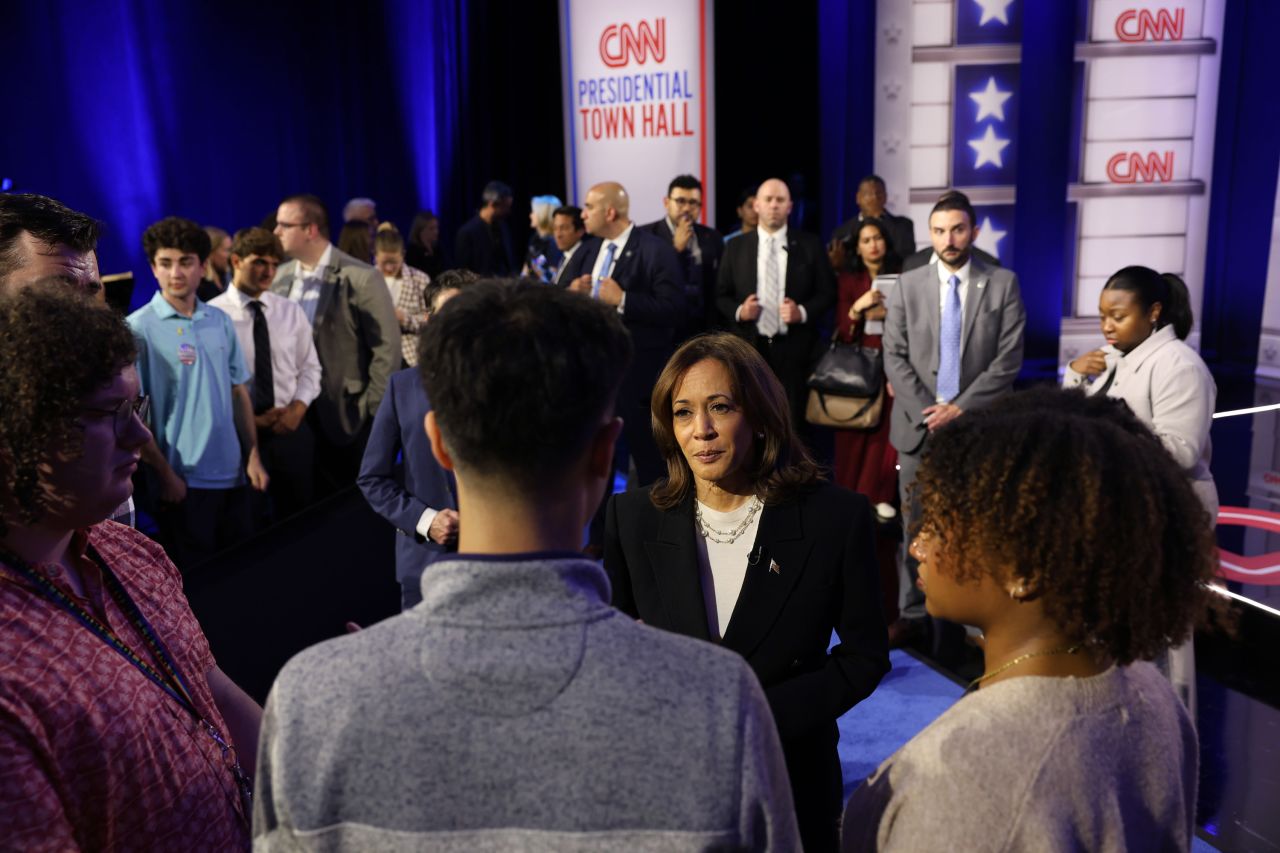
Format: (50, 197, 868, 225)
(272, 193, 400, 494)
(883, 192, 1025, 648)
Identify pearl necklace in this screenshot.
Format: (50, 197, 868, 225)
(695, 496, 762, 545)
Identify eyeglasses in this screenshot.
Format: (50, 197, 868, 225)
(82, 395, 150, 438)
(670, 197, 702, 207)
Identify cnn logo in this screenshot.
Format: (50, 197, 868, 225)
(599, 18, 666, 68)
(1106, 151, 1174, 183)
(1115, 8, 1185, 41)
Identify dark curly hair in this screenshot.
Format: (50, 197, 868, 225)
(649, 333, 824, 510)
(0, 285, 137, 536)
(914, 386, 1218, 665)
(142, 216, 211, 264)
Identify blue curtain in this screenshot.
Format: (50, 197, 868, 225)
(816, 0, 877, 240)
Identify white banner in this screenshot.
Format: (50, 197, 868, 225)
(559, 0, 714, 226)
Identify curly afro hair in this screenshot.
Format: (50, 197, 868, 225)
(0, 284, 137, 535)
(914, 386, 1218, 665)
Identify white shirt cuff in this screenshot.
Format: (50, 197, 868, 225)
(416, 507, 439, 540)
(617, 293, 626, 315)
(797, 305, 807, 324)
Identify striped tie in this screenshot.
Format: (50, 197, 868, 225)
(757, 236, 780, 338)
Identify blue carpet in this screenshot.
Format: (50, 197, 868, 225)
(837, 647, 966, 798)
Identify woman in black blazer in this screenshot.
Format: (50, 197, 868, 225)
(604, 333, 890, 853)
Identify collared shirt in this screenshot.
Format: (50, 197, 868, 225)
(589, 223, 634, 283)
(209, 286, 322, 408)
(742, 225, 806, 327)
(0, 522, 250, 849)
(665, 216, 703, 266)
(287, 243, 333, 326)
(553, 240, 582, 285)
(127, 292, 249, 489)
(936, 257, 972, 355)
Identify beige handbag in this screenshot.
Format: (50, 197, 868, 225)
(805, 385, 884, 429)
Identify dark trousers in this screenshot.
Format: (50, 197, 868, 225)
(256, 419, 316, 524)
(156, 485, 251, 572)
(753, 332, 815, 434)
(783, 729, 843, 853)
(310, 412, 371, 498)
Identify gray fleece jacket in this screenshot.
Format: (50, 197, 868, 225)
(254, 553, 800, 851)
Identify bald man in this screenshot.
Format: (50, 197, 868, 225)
(562, 181, 682, 486)
(716, 178, 835, 427)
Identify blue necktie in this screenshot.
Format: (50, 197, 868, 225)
(937, 274, 961, 402)
(592, 242, 617, 299)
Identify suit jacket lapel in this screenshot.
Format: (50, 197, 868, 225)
(961, 260, 991, 353)
(313, 259, 341, 328)
(643, 494, 712, 641)
(784, 233, 801, 297)
(925, 262, 943, 377)
(720, 500, 809, 658)
(611, 240, 637, 289)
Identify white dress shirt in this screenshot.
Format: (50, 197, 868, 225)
(553, 240, 582, 284)
(590, 222, 634, 314)
(208, 286, 322, 408)
(287, 242, 333, 326)
(936, 257, 971, 355)
(736, 225, 807, 326)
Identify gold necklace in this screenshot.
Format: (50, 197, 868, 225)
(967, 643, 1083, 691)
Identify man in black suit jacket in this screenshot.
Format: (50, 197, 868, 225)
(716, 177, 836, 428)
(562, 181, 683, 486)
(831, 175, 916, 259)
(453, 180, 515, 276)
(639, 174, 723, 340)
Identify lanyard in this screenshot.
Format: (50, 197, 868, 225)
(0, 542, 253, 823)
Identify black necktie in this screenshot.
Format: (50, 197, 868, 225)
(248, 301, 274, 414)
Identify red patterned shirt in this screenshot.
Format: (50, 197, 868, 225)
(0, 521, 250, 851)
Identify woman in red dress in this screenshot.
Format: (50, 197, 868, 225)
(832, 218, 902, 620)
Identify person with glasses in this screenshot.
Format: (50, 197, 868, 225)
(640, 174, 724, 341)
(271, 193, 400, 496)
(209, 228, 322, 523)
(129, 216, 269, 570)
(0, 286, 261, 849)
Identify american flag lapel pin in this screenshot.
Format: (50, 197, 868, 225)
(769, 559, 781, 575)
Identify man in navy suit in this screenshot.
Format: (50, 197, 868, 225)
(357, 276, 468, 609)
(639, 174, 723, 340)
(563, 181, 683, 487)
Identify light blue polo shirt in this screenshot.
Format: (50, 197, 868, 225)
(127, 292, 249, 489)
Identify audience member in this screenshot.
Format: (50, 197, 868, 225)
(549, 204, 585, 285)
(357, 270, 475, 610)
(641, 173, 724, 338)
(724, 187, 759, 244)
(716, 177, 836, 430)
(405, 209, 443, 279)
(830, 175, 916, 261)
(522, 194, 563, 282)
(336, 219, 373, 263)
(0, 192, 104, 299)
(374, 223, 430, 367)
(199, 224, 232, 301)
(257, 282, 800, 850)
(271, 193, 400, 493)
(209, 227, 322, 522)
(605, 332, 888, 852)
(454, 180, 515, 275)
(833, 218, 904, 625)
(342, 196, 378, 229)
(563, 181, 684, 487)
(1064, 264, 1217, 710)
(130, 216, 267, 568)
(882, 191, 1024, 656)
(841, 387, 1215, 851)
(0, 286, 261, 848)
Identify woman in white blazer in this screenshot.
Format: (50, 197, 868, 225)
(1063, 265, 1216, 712)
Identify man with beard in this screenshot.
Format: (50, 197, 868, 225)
(640, 174, 723, 339)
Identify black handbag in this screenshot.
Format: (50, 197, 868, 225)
(807, 330, 882, 397)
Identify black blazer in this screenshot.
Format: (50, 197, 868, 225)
(638, 218, 724, 331)
(604, 482, 889, 742)
(454, 214, 514, 276)
(714, 229, 836, 338)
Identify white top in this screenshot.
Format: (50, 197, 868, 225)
(734, 225, 808, 326)
(590, 222, 634, 283)
(694, 499, 763, 640)
(287, 242, 333, 326)
(384, 273, 404, 306)
(1063, 324, 1217, 515)
(553, 240, 582, 284)
(208, 287, 322, 408)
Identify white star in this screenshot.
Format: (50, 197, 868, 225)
(968, 125, 1011, 169)
(969, 77, 1013, 122)
(975, 216, 1007, 259)
(974, 0, 1015, 26)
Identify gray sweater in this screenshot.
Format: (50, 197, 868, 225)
(254, 554, 800, 851)
(841, 663, 1197, 852)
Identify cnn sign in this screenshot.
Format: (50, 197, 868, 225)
(1106, 151, 1175, 183)
(1115, 7, 1185, 41)
(599, 18, 666, 68)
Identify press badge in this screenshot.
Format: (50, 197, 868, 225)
(177, 343, 197, 365)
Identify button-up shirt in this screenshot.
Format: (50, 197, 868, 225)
(287, 243, 333, 326)
(936, 257, 971, 356)
(208, 286, 322, 409)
